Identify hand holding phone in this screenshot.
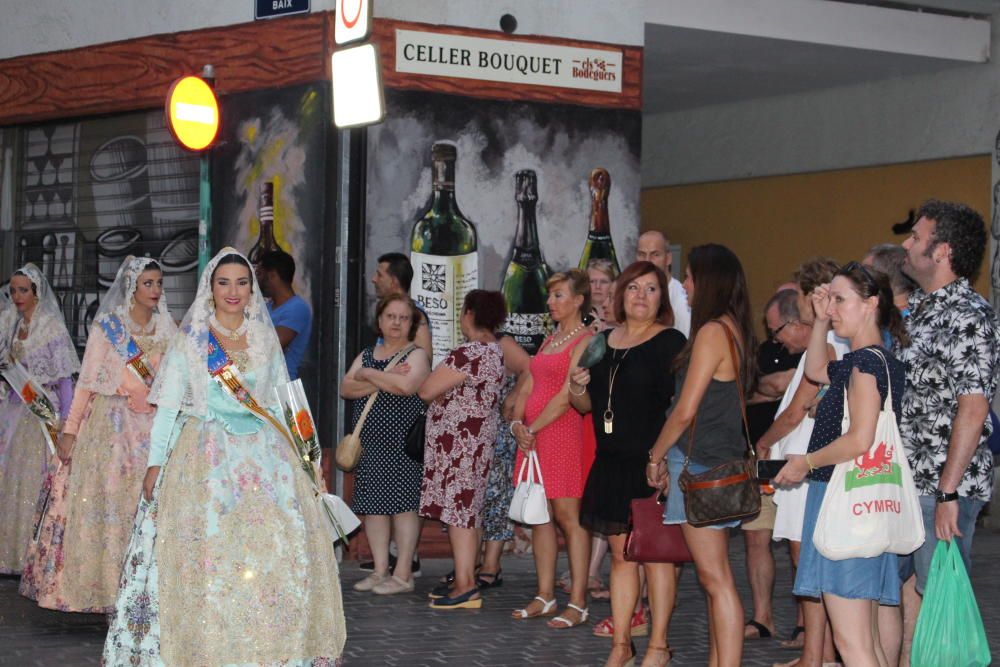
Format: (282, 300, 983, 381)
(756, 459, 786, 481)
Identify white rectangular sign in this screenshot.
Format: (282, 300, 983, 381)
(395, 29, 623, 94)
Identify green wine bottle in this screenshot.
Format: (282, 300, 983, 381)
(500, 170, 552, 355)
(409, 142, 479, 365)
(577, 167, 620, 277)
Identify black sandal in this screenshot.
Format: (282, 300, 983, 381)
(779, 625, 805, 649)
(476, 569, 503, 589)
(744, 619, 773, 640)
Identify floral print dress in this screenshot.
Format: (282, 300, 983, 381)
(420, 342, 504, 529)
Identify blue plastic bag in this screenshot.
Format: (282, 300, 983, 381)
(911, 540, 991, 667)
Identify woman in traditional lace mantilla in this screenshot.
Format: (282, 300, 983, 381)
(20, 257, 176, 612)
(0, 263, 79, 574)
(103, 249, 345, 667)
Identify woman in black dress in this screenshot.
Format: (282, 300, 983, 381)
(570, 261, 686, 667)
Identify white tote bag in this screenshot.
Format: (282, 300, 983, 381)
(813, 349, 924, 560)
(508, 450, 550, 525)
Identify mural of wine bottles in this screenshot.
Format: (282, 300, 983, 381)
(370, 88, 639, 361)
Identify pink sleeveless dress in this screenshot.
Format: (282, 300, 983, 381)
(516, 333, 589, 499)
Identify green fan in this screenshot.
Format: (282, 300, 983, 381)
(577, 334, 607, 369)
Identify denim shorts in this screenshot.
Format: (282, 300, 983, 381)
(662, 447, 741, 530)
(793, 481, 901, 605)
(898, 494, 984, 595)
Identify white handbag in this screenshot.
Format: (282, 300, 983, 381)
(508, 450, 550, 525)
(320, 492, 361, 544)
(813, 349, 924, 560)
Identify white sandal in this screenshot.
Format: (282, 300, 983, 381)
(512, 596, 557, 619)
(549, 603, 589, 629)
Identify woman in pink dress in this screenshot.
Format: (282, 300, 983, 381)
(510, 269, 593, 629)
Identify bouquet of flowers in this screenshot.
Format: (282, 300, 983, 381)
(274, 379, 360, 543)
(0, 357, 59, 455)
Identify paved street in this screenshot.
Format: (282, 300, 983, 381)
(1, 528, 998, 666)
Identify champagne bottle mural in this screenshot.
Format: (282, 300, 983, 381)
(577, 167, 620, 276)
(500, 170, 552, 355)
(410, 142, 479, 365)
(248, 181, 280, 264)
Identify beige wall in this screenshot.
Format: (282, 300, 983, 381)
(641, 155, 991, 321)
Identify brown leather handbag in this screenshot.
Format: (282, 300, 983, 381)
(623, 492, 693, 563)
(677, 322, 761, 528)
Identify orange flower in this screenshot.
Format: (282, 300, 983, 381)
(295, 409, 315, 441)
(21, 383, 36, 405)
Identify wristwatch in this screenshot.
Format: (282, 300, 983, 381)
(934, 489, 959, 504)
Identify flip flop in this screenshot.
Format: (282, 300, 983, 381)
(744, 619, 773, 640)
(779, 625, 805, 650)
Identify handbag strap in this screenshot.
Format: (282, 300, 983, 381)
(530, 450, 545, 487)
(350, 343, 417, 437)
(841, 346, 895, 427)
(682, 320, 754, 468)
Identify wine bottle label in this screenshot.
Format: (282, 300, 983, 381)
(410, 250, 479, 366)
(501, 313, 551, 356)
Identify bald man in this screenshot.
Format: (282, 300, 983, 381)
(635, 230, 690, 337)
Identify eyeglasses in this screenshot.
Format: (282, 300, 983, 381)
(770, 320, 796, 341)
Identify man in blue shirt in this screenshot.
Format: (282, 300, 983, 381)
(257, 250, 311, 381)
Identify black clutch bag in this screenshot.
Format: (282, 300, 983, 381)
(404, 412, 426, 463)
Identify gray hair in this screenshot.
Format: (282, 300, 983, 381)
(765, 288, 800, 323)
(866, 244, 917, 296)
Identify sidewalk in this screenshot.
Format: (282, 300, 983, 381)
(1, 528, 998, 666)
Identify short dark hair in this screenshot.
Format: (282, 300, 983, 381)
(794, 257, 840, 296)
(916, 199, 987, 280)
(462, 290, 506, 332)
(765, 288, 800, 323)
(378, 252, 414, 292)
(865, 244, 917, 297)
(374, 293, 420, 341)
(611, 261, 673, 326)
(837, 262, 910, 348)
(258, 250, 295, 285)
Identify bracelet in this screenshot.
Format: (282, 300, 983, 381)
(568, 383, 586, 396)
(509, 420, 522, 437)
(805, 453, 816, 471)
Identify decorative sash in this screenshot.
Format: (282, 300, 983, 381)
(99, 314, 155, 387)
(207, 330, 357, 543)
(0, 355, 59, 455)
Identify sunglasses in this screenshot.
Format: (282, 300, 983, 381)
(841, 261, 878, 288)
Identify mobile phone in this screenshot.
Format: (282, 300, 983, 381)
(756, 459, 786, 481)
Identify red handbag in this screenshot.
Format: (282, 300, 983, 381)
(623, 492, 693, 563)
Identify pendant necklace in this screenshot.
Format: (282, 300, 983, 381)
(210, 313, 248, 341)
(603, 345, 630, 435)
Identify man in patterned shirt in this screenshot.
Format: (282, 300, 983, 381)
(896, 199, 999, 662)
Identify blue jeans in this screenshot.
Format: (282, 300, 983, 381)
(898, 494, 984, 594)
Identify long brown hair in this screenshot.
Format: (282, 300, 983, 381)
(674, 244, 757, 392)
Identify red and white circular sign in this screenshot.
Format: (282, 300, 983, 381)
(335, 0, 370, 45)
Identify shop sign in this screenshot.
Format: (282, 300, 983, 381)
(395, 29, 623, 94)
(255, 0, 310, 20)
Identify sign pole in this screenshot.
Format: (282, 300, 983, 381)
(197, 65, 216, 278)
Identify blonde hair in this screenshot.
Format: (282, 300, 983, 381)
(546, 269, 591, 317)
(586, 258, 615, 281)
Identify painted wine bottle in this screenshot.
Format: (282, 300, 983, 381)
(247, 181, 279, 265)
(577, 167, 620, 276)
(409, 142, 479, 365)
(500, 170, 552, 354)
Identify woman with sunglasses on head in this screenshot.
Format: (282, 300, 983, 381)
(20, 257, 175, 614)
(104, 248, 345, 666)
(774, 262, 909, 667)
(0, 264, 79, 575)
(645, 244, 757, 667)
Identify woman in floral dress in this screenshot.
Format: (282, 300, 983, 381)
(0, 263, 79, 574)
(419, 290, 507, 609)
(20, 257, 176, 613)
(103, 248, 345, 666)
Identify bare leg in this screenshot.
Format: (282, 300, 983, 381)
(643, 561, 677, 666)
(390, 511, 420, 581)
(899, 575, 920, 667)
(480, 539, 505, 577)
(547, 497, 591, 626)
(824, 593, 880, 667)
(606, 534, 640, 663)
(683, 524, 743, 667)
(743, 528, 776, 637)
(589, 534, 609, 588)
(878, 604, 902, 667)
(447, 525, 481, 596)
(363, 515, 392, 575)
(512, 502, 557, 618)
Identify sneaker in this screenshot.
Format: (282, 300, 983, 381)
(372, 575, 415, 595)
(353, 572, 388, 592)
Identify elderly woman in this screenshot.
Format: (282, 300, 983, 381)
(774, 263, 909, 667)
(341, 293, 430, 595)
(511, 269, 593, 629)
(646, 244, 757, 667)
(571, 261, 686, 667)
(419, 290, 508, 609)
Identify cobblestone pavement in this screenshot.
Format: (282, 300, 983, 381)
(1, 528, 998, 666)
